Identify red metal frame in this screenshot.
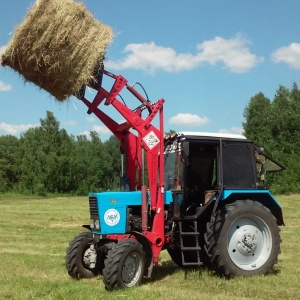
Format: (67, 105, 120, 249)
(80, 70, 165, 263)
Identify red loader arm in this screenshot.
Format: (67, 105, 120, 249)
(80, 70, 166, 262)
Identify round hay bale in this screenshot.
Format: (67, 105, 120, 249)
(1, 0, 113, 101)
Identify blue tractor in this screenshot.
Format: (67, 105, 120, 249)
(66, 70, 285, 290)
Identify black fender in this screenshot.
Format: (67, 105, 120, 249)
(220, 191, 284, 225)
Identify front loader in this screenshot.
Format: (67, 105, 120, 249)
(66, 69, 285, 290)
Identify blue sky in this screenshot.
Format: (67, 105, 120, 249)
(1, 0, 300, 140)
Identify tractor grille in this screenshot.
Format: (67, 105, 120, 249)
(89, 196, 98, 218)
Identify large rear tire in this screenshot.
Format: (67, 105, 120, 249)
(66, 232, 99, 279)
(103, 239, 145, 290)
(204, 200, 281, 276)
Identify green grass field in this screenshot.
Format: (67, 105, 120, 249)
(0, 194, 299, 300)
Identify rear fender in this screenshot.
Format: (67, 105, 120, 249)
(220, 190, 284, 225)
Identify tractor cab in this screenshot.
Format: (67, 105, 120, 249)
(164, 132, 284, 217)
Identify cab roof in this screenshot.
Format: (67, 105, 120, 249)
(178, 131, 247, 140)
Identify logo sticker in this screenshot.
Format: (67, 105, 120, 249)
(143, 130, 160, 150)
(104, 209, 120, 226)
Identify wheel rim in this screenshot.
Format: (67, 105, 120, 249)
(227, 215, 272, 271)
(122, 252, 143, 287)
(82, 244, 96, 269)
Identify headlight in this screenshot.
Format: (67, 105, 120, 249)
(90, 219, 100, 230)
(94, 219, 100, 230)
(90, 219, 94, 229)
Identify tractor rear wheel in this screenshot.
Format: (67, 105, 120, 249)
(204, 200, 281, 276)
(66, 232, 100, 279)
(103, 239, 145, 290)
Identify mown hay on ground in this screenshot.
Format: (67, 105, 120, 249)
(1, 0, 113, 101)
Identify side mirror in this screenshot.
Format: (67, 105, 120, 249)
(257, 146, 264, 155)
(182, 141, 189, 158)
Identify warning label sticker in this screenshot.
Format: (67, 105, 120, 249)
(143, 131, 160, 150)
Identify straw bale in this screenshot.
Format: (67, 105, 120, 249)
(1, 0, 113, 100)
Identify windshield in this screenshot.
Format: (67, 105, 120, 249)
(164, 140, 184, 190)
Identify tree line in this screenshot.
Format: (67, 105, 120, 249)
(1, 82, 300, 195)
(0, 111, 121, 195)
(243, 83, 300, 194)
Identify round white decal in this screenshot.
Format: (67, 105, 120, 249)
(104, 209, 120, 226)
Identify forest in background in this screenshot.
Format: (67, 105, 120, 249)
(0, 111, 121, 195)
(1, 83, 300, 195)
(243, 83, 300, 194)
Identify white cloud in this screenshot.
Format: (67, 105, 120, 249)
(86, 116, 96, 123)
(196, 35, 263, 73)
(0, 80, 12, 92)
(0, 45, 13, 92)
(62, 120, 77, 126)
(106, 35, 263, 74)
(0, 45, 7, 56)
(271, 43, 300, 69)
(219, 127, 244, 135)
(92, 124, 111, 134)
(169, 113, 210, 126)
(0, 122, 38, 135)
(80, 125, 111, 140)
(80, 130, 92, 138)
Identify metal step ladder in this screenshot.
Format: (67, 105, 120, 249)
(179, 221, 203, 267)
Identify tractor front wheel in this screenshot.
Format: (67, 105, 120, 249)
(204, 200, 281, 276)
(103, 239, 145, 290)
(66, 232, 100, 279)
